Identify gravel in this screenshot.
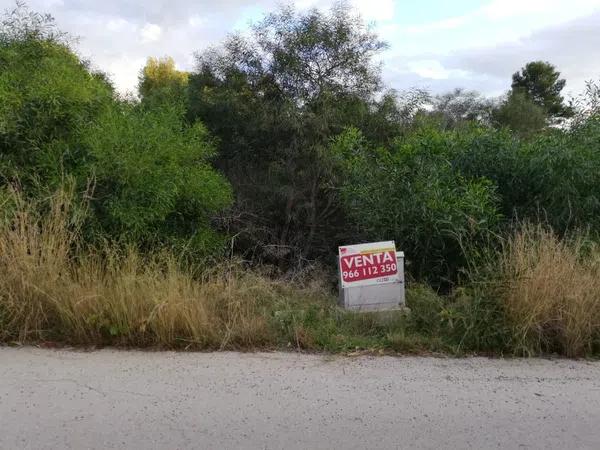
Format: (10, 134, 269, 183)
(1, 347, 599, 449)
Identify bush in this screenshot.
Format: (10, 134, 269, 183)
(451, 116, 600, 236)
(443, 287, 512, 354)
(404, 283, 512, 355)
(0, 19, 113, 187)
(405, 284, 445, 335)
(331, 126, 501, 284)
(519, 121, 600, 234)
(80, 102, 232, 256)
(492, 91, 547, 137)
(0, 7, 232, 258)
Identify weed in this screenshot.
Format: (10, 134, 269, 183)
(495, 224, 600, 357)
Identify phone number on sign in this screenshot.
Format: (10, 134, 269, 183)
(342, 263, 397, 281)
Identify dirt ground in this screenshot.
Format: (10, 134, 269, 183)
(1, 347, 599, 449)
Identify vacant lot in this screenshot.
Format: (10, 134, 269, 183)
(1, 348, 599, 449)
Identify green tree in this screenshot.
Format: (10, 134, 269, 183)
(138, 56, 188, 106)
(0, 4, 232, 257)
(452, 112, 600, 236)
(0, 4, 114, 188)
(518, 117, 600, 234)
(188, 3, 393, 266)
(492, 91, 547, 137)
(81, 103, 232, 255)
(511, 61, 573, 119)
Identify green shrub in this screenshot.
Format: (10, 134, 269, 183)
(443, 287, 512, 354)
(0, 30, 113, 187)
(451, 117, 600, 236)
(80, 103, 232, 256)
(0, 7, 232, 258)
(405, 284, 445, 335)
(519, 121, 600, 234)
(331, 126, 501, 284)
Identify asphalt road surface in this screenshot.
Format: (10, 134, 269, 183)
(1, 348, 599, 449)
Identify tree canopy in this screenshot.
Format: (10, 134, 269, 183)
(493, 90, 547, 137)
(187, 3, 394, 265)
(0, 4, 232, 257)
(3, 2, 600, 286)
(138, 56, 188, 106)
(511, 61, 573, 119)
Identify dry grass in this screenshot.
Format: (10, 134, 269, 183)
(497, 224, 600, 357)
(3, 189, 599, 357)
(0, 189, 329, 349)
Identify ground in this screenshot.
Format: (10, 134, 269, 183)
(1, 348, 599, 449)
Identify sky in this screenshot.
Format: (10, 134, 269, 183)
(3, 0, 600, 98)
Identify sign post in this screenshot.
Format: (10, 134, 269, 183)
(338, 241, 405, 311)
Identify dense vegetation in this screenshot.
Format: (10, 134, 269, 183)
(1, 4, 599, 357)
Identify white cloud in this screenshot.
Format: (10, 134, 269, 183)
(188, 15, 206, 27)
(293, 0, 395, 22)
(38, 0, 64, 7)
(403, 16, 468, 34)
(350, 0, 394, 22)
(396, 0, 600, 52)
(106, 18, 133, 32)
(383, 10, 600, 97)
(482, 0, 600, 20)
(407, 60, 470, 80)
(451, 12, 600, 96)
(105, 55, 147, 95)
(139, 23, 162, 43)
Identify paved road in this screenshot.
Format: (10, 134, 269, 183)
(1, 348, 599, 450)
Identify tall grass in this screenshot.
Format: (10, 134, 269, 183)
(495, 224, 600, 357)
(0, 188, 439, 354)
(1, 189, 599, 357)
(0, 188, 329, 348)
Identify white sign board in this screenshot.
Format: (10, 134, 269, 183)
(338, 241, 400, 289)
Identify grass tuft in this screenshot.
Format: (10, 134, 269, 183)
(496, 224, 600, 357)
(0, 188, 328, 349)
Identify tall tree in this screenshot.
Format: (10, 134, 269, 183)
(138, 56, 188, 105)
(430, 88, 495, 129)
(0, 3, 114, 188)
(188, 4, 392, 267)
(493, 91, 547, 137)
(511, 61, 573, 119)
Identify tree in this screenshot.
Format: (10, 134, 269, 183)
(0, 4, 114, 188)
(138, 56, 188, 105)
(511, 61, 573, 119)
(81, 103, 232, 256)
(0, 4, 232, 257)
(572, 80, 600, 126)
(430, 88, 495, 129)
(493, 91, 547, 137)
(188, 4, 392, 267)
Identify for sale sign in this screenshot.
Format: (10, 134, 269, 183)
(338, 241, 400, 288)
